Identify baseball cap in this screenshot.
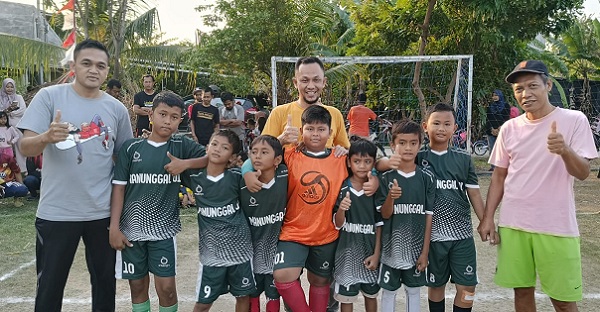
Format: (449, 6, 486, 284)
(505, 60, 549, 83)
(193, 87, 203, 95)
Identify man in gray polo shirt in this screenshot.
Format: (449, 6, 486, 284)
(18, 39, 133, 312)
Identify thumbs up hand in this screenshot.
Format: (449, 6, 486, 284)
(363, 171, 380, 196)
(279, 114, 299, 146)
(388, 144, 402, 170)
(164, 151, 188, 175)
(44, 110, 69, 144)
(389, 179, 402, 199)
(339, 191, 352, 211)
(547, 121, 566, 155)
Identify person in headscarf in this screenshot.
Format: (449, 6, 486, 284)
(485, 89, 510, 170)
(1, 78, 27, 174)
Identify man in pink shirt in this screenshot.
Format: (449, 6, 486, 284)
(478, 60, 597, 312)
(347, 93, 377, 138)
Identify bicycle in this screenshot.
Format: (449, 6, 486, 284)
(452, 129, 489, 156)
(369, 115, 393, 157)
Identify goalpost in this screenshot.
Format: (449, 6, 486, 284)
(270, 55, 474, 151)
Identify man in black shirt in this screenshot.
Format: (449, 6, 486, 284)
(190, 87, 220, 146)
(133, 74, 157, 137)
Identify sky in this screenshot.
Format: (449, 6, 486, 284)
(7, 0, 600, 43)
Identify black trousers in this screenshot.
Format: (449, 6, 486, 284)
(35, 217, 116, 312)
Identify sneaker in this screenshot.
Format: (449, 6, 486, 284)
(13, 197, 24, 207)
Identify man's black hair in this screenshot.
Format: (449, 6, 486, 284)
(221, 92, 234, 102)
(301, 105, 331, 128)
(152, 91, 184, 114)
(203, 87, 214, 95)
(424, 102, 457, 124)
(142, 74, 155, 82)
(391, 119, 423, 144)
(211, 129, 242, 155)
(295, 56, 325, 73)
(107, 79, 121, 89)
(73, 39, 109, 61)
(250, 135, 283, 159)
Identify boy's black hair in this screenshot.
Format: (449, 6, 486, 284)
(250, 135, 284, 159)
(152, 91, 185, 114)
(424, 102, 457, 123)
(348, 136, 377, 160)
(107, 79, 121, 89)
(0, 111, 9, 128)
(211, 129, 242, 155)
(142, 74, 155, 82)
(301, 105, 331, 128)
(74, 39, 109, 61)
(391, 119, 423, 144)
(238, 151, 248, 162)
(295, 56, 325, 73)
(221, 92, 234, 102)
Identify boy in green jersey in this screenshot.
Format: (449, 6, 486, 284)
(376, 119, 434, 312)
(182, 130, 255, 312)
(110, 91, 206, 312)
(241, 135, 287, 312)
(418, 103, 485, 312)
(332, 137, 383, 312)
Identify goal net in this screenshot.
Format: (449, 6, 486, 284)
(271, 55, 474, 150)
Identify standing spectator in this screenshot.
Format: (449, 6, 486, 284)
(1, 78, 27, 173)
(190, 87, 220, 146)
(219, 92, 245, 147)
(0, 111, 20, 158)
(485, 90, 510, 170)
(133, 74, 157, 137)
(478, 60, 597, 312)
(23, 154, 42, 200)
(106, 79, 122, 100)
(18, 39, 133, 312)
(509, 102, 520, 119)
(347, 93, 377, 139)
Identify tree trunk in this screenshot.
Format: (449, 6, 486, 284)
(412, 0, 436, 119)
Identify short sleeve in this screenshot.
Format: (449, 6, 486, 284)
(465, 157, 479, 188)
(112, 141, 132, 184)
(424, 171, 436, 214)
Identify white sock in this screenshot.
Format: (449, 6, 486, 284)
(381, 288, 397, 312)
(404, 286, 421, 312)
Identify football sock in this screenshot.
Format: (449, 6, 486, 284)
(275, 280, 310, 312)
(266, 298, 281, 312)
(250, 296, 260, 312)
(404, 286, 421, 312)
(132, 300, 151, 312)
(428, 298, 445, 312)
(158, 303, 178, 312)
(453, 305, 472, 312)
(309, 284, 330, 312)
(381, 288, 397, 312)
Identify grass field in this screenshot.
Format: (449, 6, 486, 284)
(1, 157, 600, 311)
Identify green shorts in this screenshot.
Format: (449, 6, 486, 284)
(427, 237, 477, 287)
(116, 237, 177, 280)
(334, 282, 380, 303)
(272, 240, 338, 278)
(495, 227, 582, 302)
(378, 263, 426, 291)
(195, 261, 256, 304)
(251, 273, 279, 300)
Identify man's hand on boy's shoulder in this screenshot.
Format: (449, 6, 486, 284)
(333, 145, 348, 157)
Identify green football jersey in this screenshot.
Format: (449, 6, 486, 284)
(113, 135, 205, 241)
(240, 165, 288, 274)
(333, 179, 383, 287)
(376, 168, 435, 270)
(417, 146, 479, 241)
(183, 168, 253, 267)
